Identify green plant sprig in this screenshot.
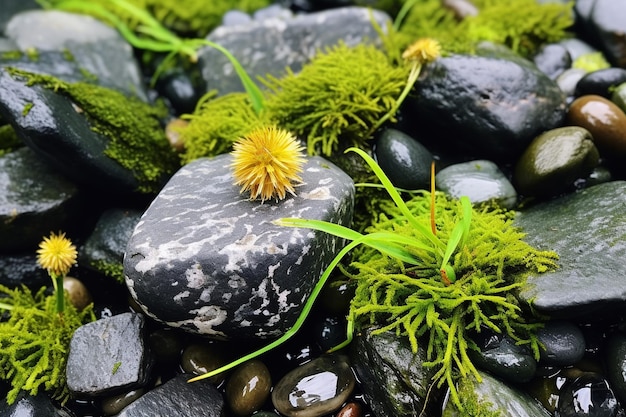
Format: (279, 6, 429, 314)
(41, 0, 265, 113)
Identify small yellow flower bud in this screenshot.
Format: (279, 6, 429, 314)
(402, 38, 442, 65)
(36, 232, 77, 277)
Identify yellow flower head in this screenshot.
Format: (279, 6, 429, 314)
(36, 231, 77, 276)
(402, 38, 442, 65)
(231, 126, 306, 202)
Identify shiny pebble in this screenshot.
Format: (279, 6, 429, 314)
(180, 342, 227, 385)
(101, 388, 145, 416)
(336, 402, 363, 417)
(556, 374, 619, 417)
(225, 359, 272, 416)
(272, 354, 355, 417)
(567, 94, 626, 158)
(63, 276, 92, 311)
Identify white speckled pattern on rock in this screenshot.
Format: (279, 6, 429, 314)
(124, 155, 354, 340)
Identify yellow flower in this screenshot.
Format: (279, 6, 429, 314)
(231, 126, 306, 202)
(36, 232, 77, 277)
(402, 38, 442, 65)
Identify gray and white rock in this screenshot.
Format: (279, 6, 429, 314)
(124, 154, 354, 340)
(66, 312, 153, 398)
(436, 160, 517, 209)
(198, 6, 391, 96)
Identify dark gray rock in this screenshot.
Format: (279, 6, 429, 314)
(112, 373, 224, 417)
(272, 354, 354, 417)
(0, 391, 72, 417)
(0, 0, 40, 34)
(124, 154, 354, 340)
(442, 371, 552, 416)
(435, 160, 517, 209)
(0, 252, 49, 289)
(409, 53, 567, 161)
(0, 147, 82, 252)
(198, 6, 391, 95)
(580, 0, 626, 68)
(536, 320, 586, 367)
(3, 10, 147, 100)
(351, 327, 438, 417)
(517, 181, 626, 318)
(533, 43, 572, 80)
(80, 208, 144, 282)
(66, 312, 153, 398)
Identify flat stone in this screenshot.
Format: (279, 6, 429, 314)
(124, 154, 354, 340)
(113, 373, 224, 417)
(66, 312, 152, 398)
(517, 181, 626, 318)
(198, 6, 390, 95)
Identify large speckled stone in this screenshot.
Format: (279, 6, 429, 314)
(198, 6, 390, 95)
(124, 154, 354, 340)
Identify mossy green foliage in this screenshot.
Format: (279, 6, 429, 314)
(0, 125, 23, 156)
(179, 91, 271, 164)
(262, 43, 409, 157)
(450, 377, 501, 417)
(40, 0, 271, 38)
(572, 51, 612, 73)
(0, 285, 95, 405)
(346, 191, 558, 406)
(397, 0, 574, 57)
(7, 68, 180, 194)
(91, 259, 125, 284)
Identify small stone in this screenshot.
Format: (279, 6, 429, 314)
(180, 343, 228, 386)
(272, 354, 355, 417)
(148, 328, 183, 365)
(101, 388, 146, 416)
(605, 332, 626, 404)
(536, 320, 586, 367)
(567, 95, 626, 158)
(225, 360, 272, 416)
(312, 315, 347, 352)
(66, 312, 152, 398)
(164, 118, 188, 152)
(63, 276, 93, 311)
(374, 128, 433, 190)
(436, 160, 517, 208)
(556, 374, 619, 417)
(556, 68, 587, 98)
(534, 43, 572, 80)
(513, 126, 599, 198)
(155, 69, 203, 116)
(337, 402, 363, 417)
(575, 68, 626, 98)
(469, 331, 537, 384)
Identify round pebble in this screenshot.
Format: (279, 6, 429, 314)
(337, 402, 363, 417)
(63, 276, 92, 311)
(575, 67, 626, 98)
(272, 354, 355, 417)
(536, 320, 586, 367)
(374, 128, 433, 190)
(469, 331, 537, 384)
(514, 126, 599, 197)
(534, 43, 572, 80)
(556, 374, 619, 417)
(165, 118, 188, 152)
(148, 328, 183, 364)
(312, 315, 347, 352)
(556, 68, 587, 97)
(567, 94, 626, 158)
(180, 342, 228, 385)
(101, 388, 145, 416)
(225, 360, 272, 416)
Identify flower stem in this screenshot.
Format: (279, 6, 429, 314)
(52, 273, 64, 315)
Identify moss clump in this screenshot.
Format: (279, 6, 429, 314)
(262, 42, 409, 157)
(43, 0, 271, 38)
(397, 0, 573, 57)
(91, 260, 125, 284)
(572, 51, 612, 73)
(179, 91, 271, 164)
(0, 125, 23, 156)
(0, 285, 95, 405)
(345, 191, 558, 407)
(7, 68, 180, 193)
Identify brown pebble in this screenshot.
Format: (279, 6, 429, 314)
(337, 402, 363, 417)
(567, 94, 626, 158)
(165, 118, 188, 152)
(62, 276, 92, 311)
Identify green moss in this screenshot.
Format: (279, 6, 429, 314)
(91, 260, 125, 284)
(262, 42, 409, 157)
(7, 68, 180, 193)
(397, 0, 574, 57)
(0, 285, 95, 405)
(179, 91, 271, 164)
(21, 102, 34, 117)
(572, 51, 611, 73)
(0, 125, 23, 156)
(345, 191, 558, 407)
(452, 377, 502, 417)
(1, 50, 23, 60)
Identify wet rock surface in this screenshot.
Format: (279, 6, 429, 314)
(124, 154, 354, 340)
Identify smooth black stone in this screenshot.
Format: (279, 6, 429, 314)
(410, 53, 566, 161)
(605, 332, 626, 404)
(0, 391, 71, 417)
(374, 128, 433, 190)
(312, 315, 347, 352)
(556, 374, 619, 417)
(469, 332, 537, 384)
(155, 69, 204, 116)
(0, 147, 82, 252)
(536, 320, 586, 367)
(66, 312, 153, 398)
(575, 68, 626, 98)
(534, 43, 572, 80)
(112, 373, 224, 417)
